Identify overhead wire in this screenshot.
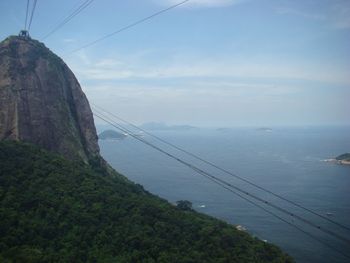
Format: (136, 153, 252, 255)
(202, 176, 350, 261)
(91, 106, 350, 246)
(92, 108, 350, 260)
(27, 0, 38, 32)
(41, 0, 95, 40)
(67, 0, 190, 54)
(92, 106, 350, 245)
(17, 0, 348, 258)
(39, 0, 348, 255)
(91, 102, 350, 232)
(24, 0, 30, 30)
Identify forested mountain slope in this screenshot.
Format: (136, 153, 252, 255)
(0, 141, 293, 263)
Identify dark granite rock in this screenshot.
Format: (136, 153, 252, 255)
(0, 36, 99, 162)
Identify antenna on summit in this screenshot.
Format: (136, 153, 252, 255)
(19, 30, 30, 39)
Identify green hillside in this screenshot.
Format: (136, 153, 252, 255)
(0, 141, 293, 263)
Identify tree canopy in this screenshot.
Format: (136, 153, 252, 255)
(0, 141, 293, 263)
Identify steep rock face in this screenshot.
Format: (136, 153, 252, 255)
(0, 36, 99, 162)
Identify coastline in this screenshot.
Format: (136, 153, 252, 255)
(339, 160, 350, 165)
(324, 159, 350, 165)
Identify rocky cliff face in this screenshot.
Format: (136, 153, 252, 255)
(0, 36, 99, 162)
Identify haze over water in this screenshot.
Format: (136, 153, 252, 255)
(99, 125, 350, 263)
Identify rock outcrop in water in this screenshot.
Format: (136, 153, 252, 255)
(0, 36, 99, 162)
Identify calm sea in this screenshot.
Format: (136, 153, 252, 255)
(99, 126, 350, 263)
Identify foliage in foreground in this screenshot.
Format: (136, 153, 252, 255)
(0, 141, 293, 263)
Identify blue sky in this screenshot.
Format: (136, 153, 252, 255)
(1, 0, 349, 126)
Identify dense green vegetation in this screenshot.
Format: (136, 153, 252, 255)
(0, 141, 293, 262)
(336, 153, 350, 161)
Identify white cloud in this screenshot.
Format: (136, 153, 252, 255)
(62, 38, 77, 43)
(275, 7, 325, 21)
(68, 54, 350, 86)
(330, 3, 350, 29)
(155, 0, 246, 8)
(83, 82, 298, 126)
(95, 59, 124, 67)
(83, 80, 349, 126)
(275, 2, 350, 29)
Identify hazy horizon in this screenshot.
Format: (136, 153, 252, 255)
(95, 122, 350, 132)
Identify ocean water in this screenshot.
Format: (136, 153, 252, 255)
(99, 126, 350, 263)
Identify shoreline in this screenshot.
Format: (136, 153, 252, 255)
(324, 159, 350, 165)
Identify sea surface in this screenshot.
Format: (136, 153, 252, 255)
(98, 126, 350, 263)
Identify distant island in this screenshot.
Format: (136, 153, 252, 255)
(140, 122, 198, 131)
(216, 127, 232, 132)
(335, 153, 350, 165)
(98, 130, 127, 140)
(325, 153, 350, 165)
(256, 127, 273, 132)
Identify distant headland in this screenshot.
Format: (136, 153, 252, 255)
(98, 130, 127, 140)
(256, 127, 273, 132)
(335, 153, 350, 165)
(325, 153, 350, 165)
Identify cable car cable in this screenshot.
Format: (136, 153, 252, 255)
(27, 0, 38, 32)
(92, 110, 350, 260)
(67, 0, 190, 54)
(91, 102, 350, 232)
(91, 108, 350, 246)
(42, 0, 95, 40)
